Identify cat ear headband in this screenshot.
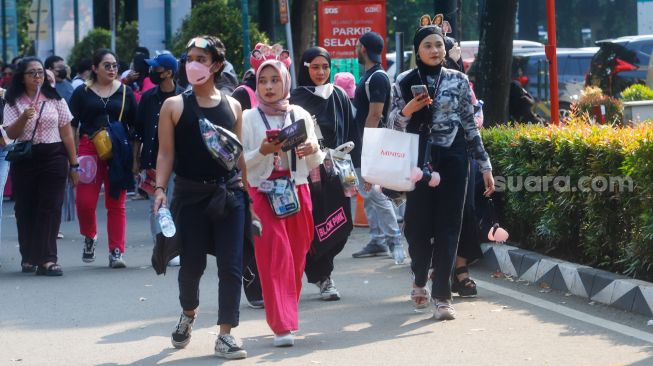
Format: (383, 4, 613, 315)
(419, 13, 450, 36)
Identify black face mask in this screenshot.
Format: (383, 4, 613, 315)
(55, 68, 67, 79)
(149, 70, 165, 84)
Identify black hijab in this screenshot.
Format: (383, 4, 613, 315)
(290, 47, 350, 149)
(297, 47, 331, 86)
(414, 26, 444, 77)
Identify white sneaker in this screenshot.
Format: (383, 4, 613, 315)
(215, 334, 247, 359)
(316, 278, 340, 301)
(273, 332, 294, 347)
(168, 256, 180, 266)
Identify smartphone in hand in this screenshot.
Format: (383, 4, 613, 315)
(411, 85, 428, 98)
(266, 129, 281, 143)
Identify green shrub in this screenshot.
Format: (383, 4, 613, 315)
(116, 21, 140, 66)
(68, 22, 139, 69)
(482, 120, 653, 280)
(171, 0, 268, 77)
(621, 84, 653, 102)
(68, 28, 111, 69)
(571, 86, 624, 126)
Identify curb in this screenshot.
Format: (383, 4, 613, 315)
(479, 243, 653, 317)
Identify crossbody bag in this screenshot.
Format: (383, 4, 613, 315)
(91, 84, 126, 161)
(5, 100, 46, 163)
(187, 91, 243, 171)
(257, 108, 301, 218)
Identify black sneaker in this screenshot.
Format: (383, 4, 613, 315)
(171, 312, 195, 349)
(215, 334, 247, 359)
(109, 248, 126, 268)
(82, 236, 97, 263)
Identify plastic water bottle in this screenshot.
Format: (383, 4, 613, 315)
(157, 207, 176, 238)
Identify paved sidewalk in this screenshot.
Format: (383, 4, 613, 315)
(1, 199, 652, 365)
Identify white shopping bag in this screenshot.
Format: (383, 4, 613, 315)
(361, 127, 419, 192)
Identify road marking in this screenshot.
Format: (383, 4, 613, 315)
(476, 279, 653, 344)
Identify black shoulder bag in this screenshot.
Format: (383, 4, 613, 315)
(5, 101, 46, 163)
(186, 91, 243, 171)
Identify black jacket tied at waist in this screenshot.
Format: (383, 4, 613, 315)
(151, 174, 253, 275)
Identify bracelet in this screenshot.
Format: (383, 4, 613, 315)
(70, 163, 80, 168)
(70, 166, 81, 172)
(154, 186, 167, 194)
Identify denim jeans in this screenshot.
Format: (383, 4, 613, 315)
(0, 150, 9, 254)
(356, 168, 401, 248)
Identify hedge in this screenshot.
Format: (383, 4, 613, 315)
(481, 120, 653, 280)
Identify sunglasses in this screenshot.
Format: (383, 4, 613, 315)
(102, 62, 119, 71)
(186, 37, 210, 49)
(26, 70, 44, 78)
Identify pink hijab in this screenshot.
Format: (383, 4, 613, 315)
(255, 60, 291, 116)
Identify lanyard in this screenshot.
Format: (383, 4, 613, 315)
(257, 108, 296, 173)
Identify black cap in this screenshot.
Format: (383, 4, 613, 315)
(359, 32, 384, 64)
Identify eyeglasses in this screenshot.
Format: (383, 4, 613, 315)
(25, 70, 44, 78)
(187, 37, 210, 49)
(102, 63, 119, 71)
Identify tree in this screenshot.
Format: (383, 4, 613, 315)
(290, 0, 316, 69)
(171, 0, 268, 76)
(67, 28, 111, 68)
(473, 0, 518, 125)
(67, 21, 138, 69)
(517, 0, 539, 41)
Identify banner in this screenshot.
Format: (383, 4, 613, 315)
(318, 1, 386, 80)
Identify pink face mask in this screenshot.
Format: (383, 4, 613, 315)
(185, 61, 212, 85)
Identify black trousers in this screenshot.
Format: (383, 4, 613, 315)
(405, 132, 469, 300)
(304, 237, 348, 284)
(177, 189, 245, 327)
(12, 142, 68, 266)
(457, 160, 483, 263)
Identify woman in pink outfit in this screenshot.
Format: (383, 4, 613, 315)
(241, 60, 323, 347)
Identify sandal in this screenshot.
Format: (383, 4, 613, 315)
(36, 263, 63, 277)
(21, 262, 37, 273)
(433, 298, 456, 320)
(451, 266, 477, 297)
(410, 286, 430, 309)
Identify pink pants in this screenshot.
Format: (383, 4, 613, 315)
(76, 137, 127, 253)
(250, 176, 314, 335)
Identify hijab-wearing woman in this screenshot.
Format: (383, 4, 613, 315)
(388, 26, 495, 320)
(3, 57, 79, 275)
(290, 47, 359, 301)
(242, 60, 322, 347)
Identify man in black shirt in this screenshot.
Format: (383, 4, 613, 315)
(351, 32, 404, 265)
(133, 53, 183, 263)
(44, 55, 75, 103)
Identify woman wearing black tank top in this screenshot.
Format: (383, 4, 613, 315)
(153, 36, 249, 360)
